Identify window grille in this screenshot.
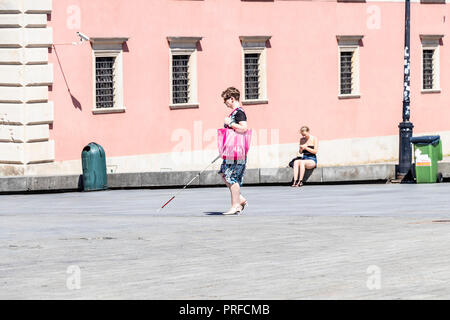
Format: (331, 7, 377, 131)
(245, 53, 260, 100)
(95, 56, 115, 108)
(340, 51, 353, 95)
(172, 55, 190, 104)
(423, 49, 434, 90)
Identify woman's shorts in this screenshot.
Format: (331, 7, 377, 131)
(302, 155, 317, 165)
(218, 159, 247, 186)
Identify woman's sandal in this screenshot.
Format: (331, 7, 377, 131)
(292, 180, 303, 187)
(223, 205, 243, 215)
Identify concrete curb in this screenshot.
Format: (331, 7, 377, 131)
(0, 162, 448, 193)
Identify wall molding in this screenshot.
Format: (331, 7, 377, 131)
(0, 0, 54, 166)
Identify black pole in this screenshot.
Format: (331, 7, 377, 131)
(397, 0, 414, 179)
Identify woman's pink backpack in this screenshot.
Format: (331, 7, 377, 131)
(217, 128, 252, 160)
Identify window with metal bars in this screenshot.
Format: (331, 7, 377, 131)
(245, 53, 260, 100)
(95, 56, 115, 108)
(423, 49, 434, 90)
(172, 55, 190, 104)
(340, 51, 353, 95)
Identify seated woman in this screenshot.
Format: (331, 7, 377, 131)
(291, 126, 318, 187)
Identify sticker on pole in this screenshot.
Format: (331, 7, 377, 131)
(415, 149, 431, 167)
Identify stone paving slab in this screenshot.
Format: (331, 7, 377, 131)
(1, 184, 450, 299)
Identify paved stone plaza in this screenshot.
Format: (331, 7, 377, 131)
(1, 183, 450, 299)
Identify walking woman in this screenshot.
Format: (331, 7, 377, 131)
(219, 87, 249, 215)
(291, 126, 318, 187)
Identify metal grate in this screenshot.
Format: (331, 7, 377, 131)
(172, 55, 190, 104)
(423, 49, 434, 90)
(245, 53, 260, 100)
(340, 51, 353, 95)
(95, 57, 115, 108)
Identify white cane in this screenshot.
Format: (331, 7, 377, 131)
(156, 154, 222, 212)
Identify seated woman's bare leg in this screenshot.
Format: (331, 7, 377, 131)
(292, 159, 301, 186)
(298, 160, 316, 186)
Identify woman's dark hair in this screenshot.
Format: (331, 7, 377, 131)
(300, 126, 310, 133)
(221, 87, 240, 101)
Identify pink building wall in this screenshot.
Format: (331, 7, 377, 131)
(48, 0, 450, 165)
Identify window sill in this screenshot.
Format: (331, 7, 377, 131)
(420, 0, 445, 3)
(338, 94, 360, 99)
(92, 107, 126, 114)
(242, 99, 268, 105)
(169, 103, 199, 110)
(421, 89, 441, 94)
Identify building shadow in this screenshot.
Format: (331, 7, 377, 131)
(77, 175, 84, 191)
(71, 94, 82, 110)
(288, 168, 315, 185)
(53, 44, 83, 110)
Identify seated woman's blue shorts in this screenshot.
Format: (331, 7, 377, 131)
(218, 159, 247, 186)
(302, 155, 318, 165)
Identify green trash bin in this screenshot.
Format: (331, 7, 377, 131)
(81, 142, 108, 191)
(410, 135, 443, 183)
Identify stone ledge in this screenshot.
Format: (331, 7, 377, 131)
(0, 162, 432, 193)
(0, 174, 80, 193)
(322, 164, 396, 182)
(438, 162, 450, 177)
(260, 167, 323, 183)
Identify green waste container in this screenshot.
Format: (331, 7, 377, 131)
(410, 135, 443, 183)
(81, 142, 108, 191)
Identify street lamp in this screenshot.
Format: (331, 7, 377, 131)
(397, 0, 414, 180)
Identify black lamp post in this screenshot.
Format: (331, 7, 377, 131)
(397, 0, 414, 179)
